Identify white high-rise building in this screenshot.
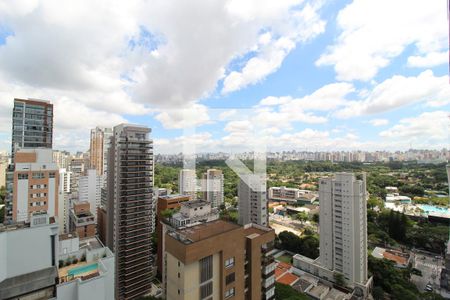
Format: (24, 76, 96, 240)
(178, 169, 196, 199)
(78, 169, 103, 215)
(293, 173, 369, 294)
(318, 173, 368, 284)
(202, 169, 224, 208)
(238, 174, 268, 226)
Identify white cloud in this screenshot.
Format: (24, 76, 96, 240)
(379, 111, 449, 148)
(222, 2, 326, 93)
(316, 0, 448, 81)
(369, 119, 389, 126)
(407, 51, 448, 68)
(335, 70, 450, 118)
(0, 0, 327, 150)
(154, 104, 211, 129)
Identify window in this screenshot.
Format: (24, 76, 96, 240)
(32, 172, 45, 179)
(200, 255, 213, 283)
(225, 287, 235, 298)
(200, 282, 213, 299)
(226, 273, 235, 285)
(225, 257, 235, 268)
(178, 272, 180, 278)
(18, 173, 28, 180)
(49, 172, 55, 178)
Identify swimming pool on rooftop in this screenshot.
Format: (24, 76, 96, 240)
(68, 263, 98, 277)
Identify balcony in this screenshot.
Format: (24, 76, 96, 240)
(263, 262, 276, 275)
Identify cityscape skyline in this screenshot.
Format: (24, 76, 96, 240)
(0, 1, 448, 154)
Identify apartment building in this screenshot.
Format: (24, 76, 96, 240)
(238, 174, 268, 226)
(10, 148, 59, 222)
(90, 127, 113, 178)
(57, 233, 115, 300)
(156, 194, 190, 274)
(69, 157, 88, 195)
(106, 124, 155, 300)
(69, 201, 96, 238)
(11, 98, 53, 160)
(293, 173, 371, 297)
(0, 214, 59, 300)
(0, 156, 8, 188)
(78, 169, 103, 214)
(202, 169, 224, 208)
(163, 219, 276, 300)
(179, 169, 196, 199)
(53, 150, 71, 169)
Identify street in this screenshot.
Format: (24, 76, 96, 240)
(411, 252, 444, 294)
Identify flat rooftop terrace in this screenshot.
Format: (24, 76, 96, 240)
(176, 220, 240, 242)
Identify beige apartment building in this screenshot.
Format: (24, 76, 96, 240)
(90, 127, 112, 177)
(163, 219, 276, 300)
(12, 149, 59, 222)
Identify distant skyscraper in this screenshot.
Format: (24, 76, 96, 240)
(90, 127, 112, 178)
(11, 98, 53, 160)
(53, 150, 70, 169)
(11, 149, 59, 222)
(238, 174, 268, 226)
(178, 168, 196, 199)
(202, 169, 224, 208)
(106, 124, 155, 300)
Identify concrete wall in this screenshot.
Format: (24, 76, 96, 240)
(0, 222, 59, 282)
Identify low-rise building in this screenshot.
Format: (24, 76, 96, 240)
(57, 234, 115, 300)
(69, 201, 96, 238)
(385, 193, 412, 204)
(371, 247, 412, 268)
(268, 187, 317, 205)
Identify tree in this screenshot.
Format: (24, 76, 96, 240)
(372, 286, 384, 300)
(295, 212, 308, 224)
(311, 213, 319, 224)
(333, 272, 346, 287)
(275, 283, 309, 300)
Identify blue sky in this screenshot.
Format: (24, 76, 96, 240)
(0, 0, 448, 154)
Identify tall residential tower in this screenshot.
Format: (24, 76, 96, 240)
(11, 98, 53, 159)
(178, 168, 196, 200)
(238, 174, 268, 226)
(202, 169, 224, 208)
(106, 124, 155, 300)
(90, 127, 113, 178)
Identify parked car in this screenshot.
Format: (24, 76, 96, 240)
(425, 284, 433, 292)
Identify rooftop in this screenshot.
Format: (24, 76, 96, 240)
(159, 194, 190, 200)
(182, 200, 209, 209)
(173, 220, 240, 243)
(60, 232, 79, 241)
(277, 272, 299, 286)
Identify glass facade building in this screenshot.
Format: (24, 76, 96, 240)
(11, 98, 53, 159)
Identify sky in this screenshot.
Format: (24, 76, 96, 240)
(0, 0, 448, 154)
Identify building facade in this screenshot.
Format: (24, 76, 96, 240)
(293, 173, 371, 298)
(11, 149, 59, 222)
(178, 169, 196, 200)
(90, 127, 113, 178)
(69, 201, 96, 239)
(106, 124, 155, 300)
(156, 194, 190, 274)
(238, 174, 268, 226)
(163, 219, 276, 300)
(11, 98, 53, 160)
(78, 169, 103, 215)
(202, 169, 224, 208)
(0, 214, 59, 300)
